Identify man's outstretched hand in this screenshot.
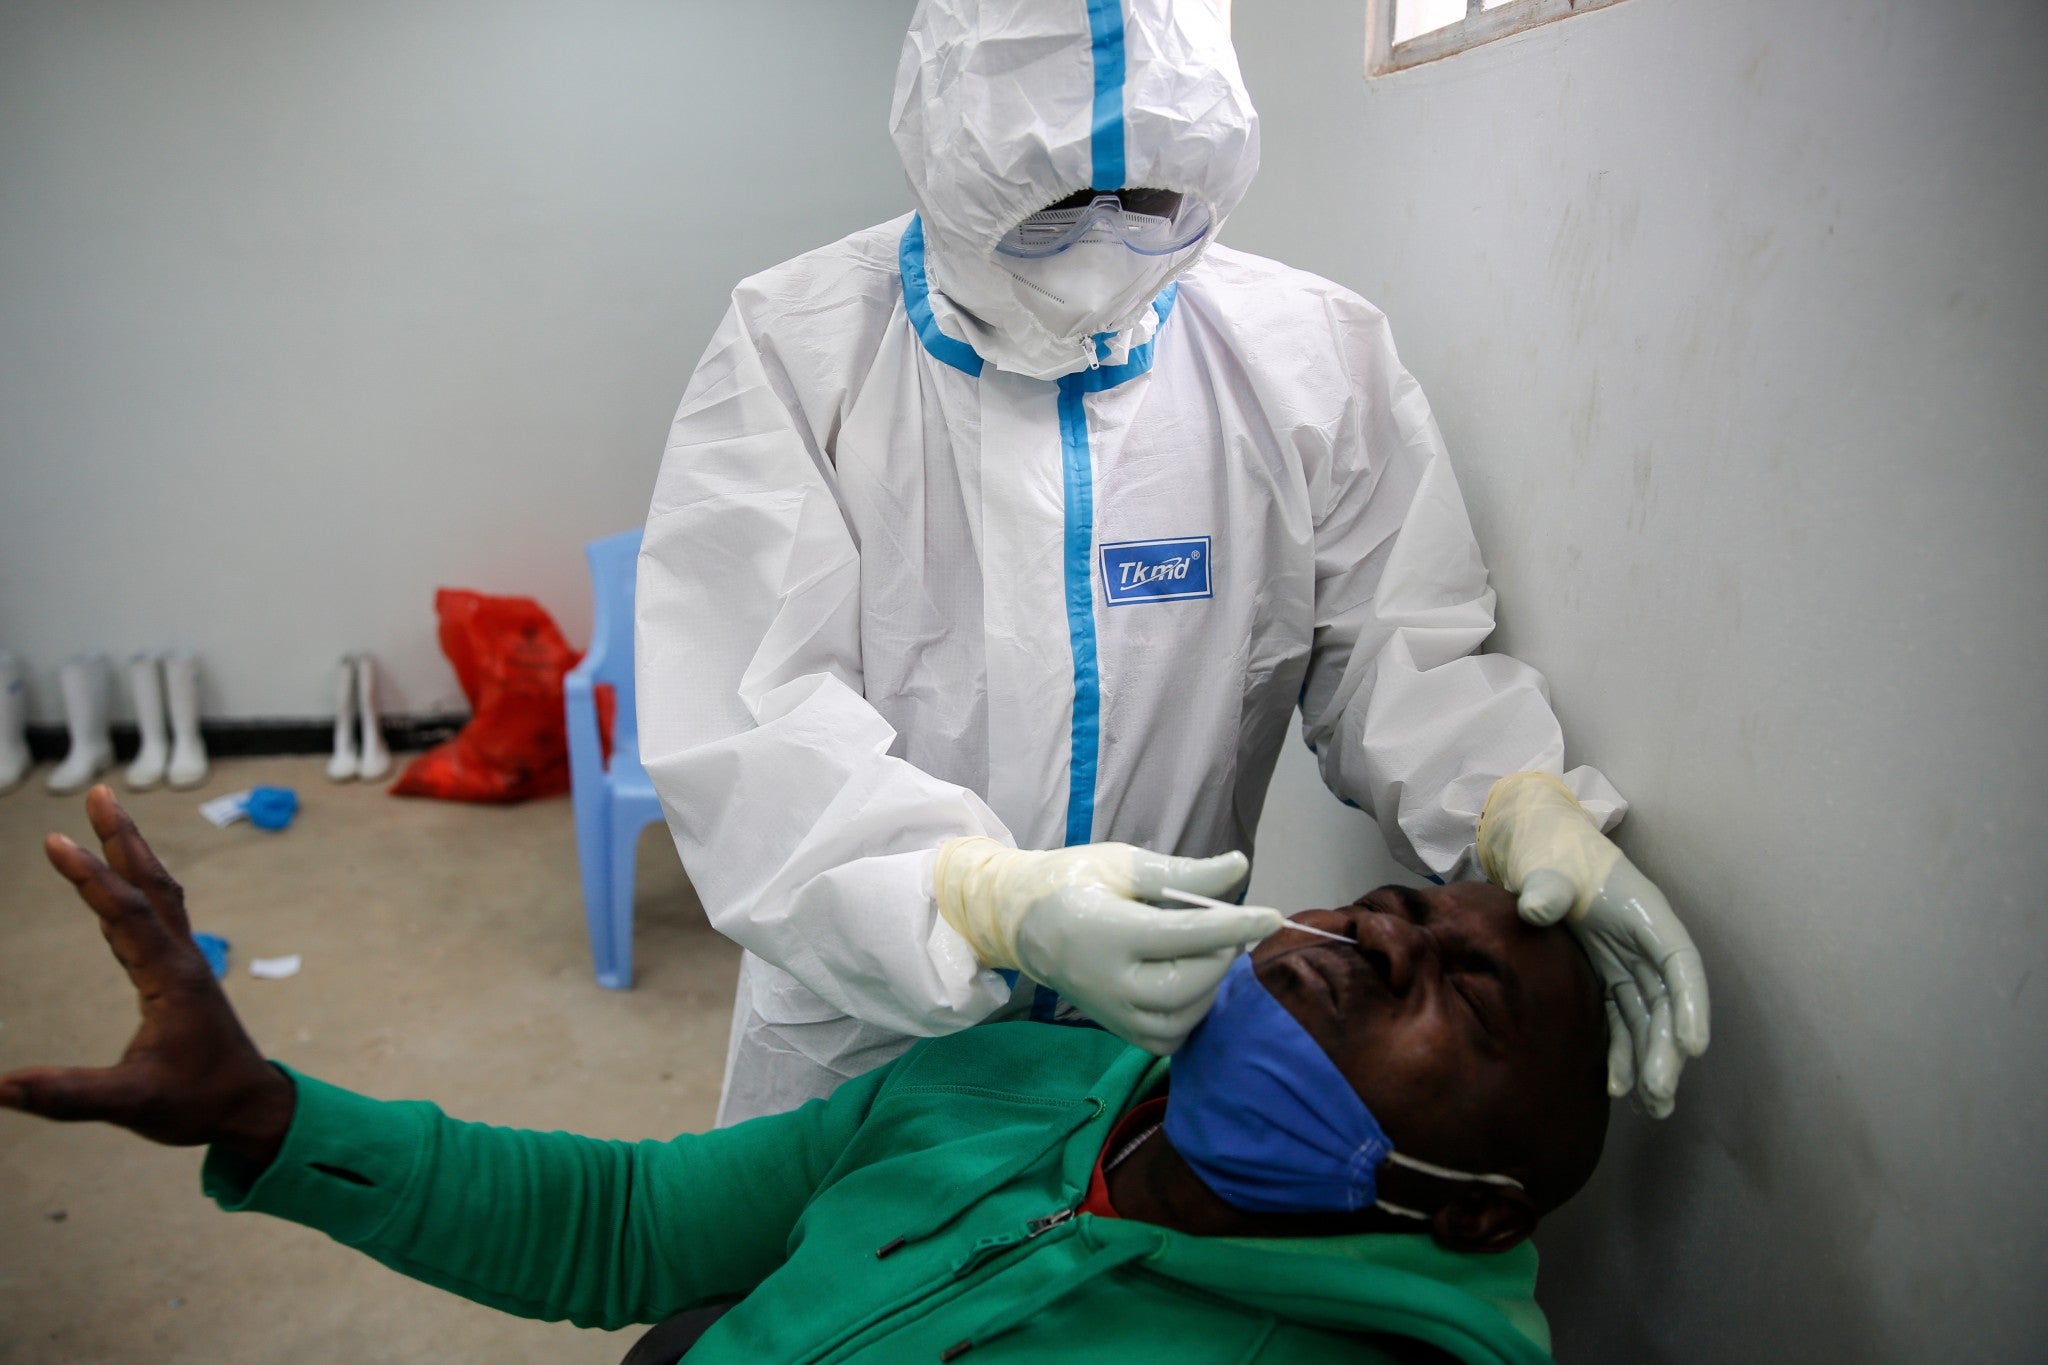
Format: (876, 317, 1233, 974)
(0, 786, 293, 1168)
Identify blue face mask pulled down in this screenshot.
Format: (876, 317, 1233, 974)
(1162, 953, 1522, 1218)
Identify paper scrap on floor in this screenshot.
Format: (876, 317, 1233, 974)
(249, 954, 302, 980)
(199, 790, 255, 828)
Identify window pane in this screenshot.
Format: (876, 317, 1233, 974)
(1393, 0, 1466, 44)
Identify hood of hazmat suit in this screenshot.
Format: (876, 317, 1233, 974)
(891, 0, 1260, 379)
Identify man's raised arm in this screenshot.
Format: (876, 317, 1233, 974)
(0, 788, 872, 1330)
(0, 787, 295, 1162)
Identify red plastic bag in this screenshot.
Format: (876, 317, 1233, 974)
(391, 589, 581, 803)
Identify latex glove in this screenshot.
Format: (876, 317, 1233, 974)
(934, 837, 1282, 1054)
(1476, 772, 1711, 1117)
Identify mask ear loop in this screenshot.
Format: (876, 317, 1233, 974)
(1372, 1153, 1527, 1221)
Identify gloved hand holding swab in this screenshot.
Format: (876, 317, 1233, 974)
(931, 840, 1276, 1055)
(1160, 888, 1355, 944)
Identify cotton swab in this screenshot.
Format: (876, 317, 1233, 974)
(1271, 920, 1355, 944)
(1158, 887, 1355, 944)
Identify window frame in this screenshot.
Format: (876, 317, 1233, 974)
(1366, 0, 1631, 75)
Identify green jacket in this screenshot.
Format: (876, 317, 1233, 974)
(204, 1023, 1554, 1364)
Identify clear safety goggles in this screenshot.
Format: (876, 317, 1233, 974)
(994, 188, 1212, 260)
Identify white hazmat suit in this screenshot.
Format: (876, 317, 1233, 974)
(638, 0, 1628, 1124)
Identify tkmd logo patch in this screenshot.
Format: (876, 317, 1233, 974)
(1100, 536, 1212, 606)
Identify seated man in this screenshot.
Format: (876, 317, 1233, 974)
(1, 790, 1609, 1365)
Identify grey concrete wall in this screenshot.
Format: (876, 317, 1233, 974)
(0, 0, 917, 722)
(1235, 0, 2047, 1359)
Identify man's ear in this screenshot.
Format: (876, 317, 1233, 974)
(1428, 1184, 1536, 1254)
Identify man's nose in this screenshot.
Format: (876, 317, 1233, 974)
(1352, 911, 1433, 995)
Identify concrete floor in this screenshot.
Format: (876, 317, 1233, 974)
(0, 756, 740, 1364)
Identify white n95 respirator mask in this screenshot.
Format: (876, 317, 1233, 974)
(1001, 241, 1180, 343)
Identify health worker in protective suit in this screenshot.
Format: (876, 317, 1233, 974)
(637, 0, 1709, 1126)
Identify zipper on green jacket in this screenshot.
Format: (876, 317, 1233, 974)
(871, 1098, 1102, 1262)
(948, 1204, 1080, 1280)
(807, 1211, 1091, 1365)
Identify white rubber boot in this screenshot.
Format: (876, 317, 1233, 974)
(164, 650, 209, 789)
(326, 655, 359, 781)
(355, 654, 391, 781)
(0, 650, 30, 794)
(125, 653, 171, 790)
(46, 655, 114, 795)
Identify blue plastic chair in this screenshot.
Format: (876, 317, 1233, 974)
(564, 529, 665, 989)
